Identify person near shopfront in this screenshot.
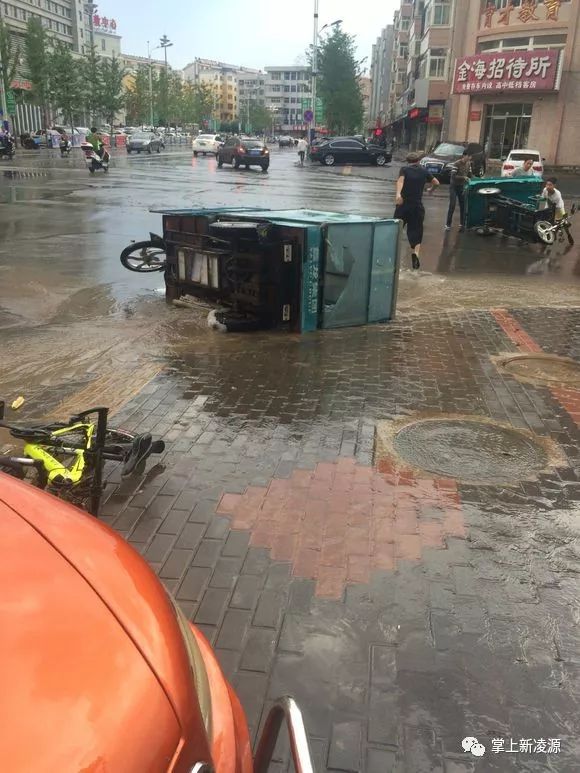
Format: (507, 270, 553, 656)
(445, 150, 472, 232)
(296, 136, 308, 166)
(513, 158, 535, 177)
(541, 178, 566, 220)
(394, 152, 440, 270)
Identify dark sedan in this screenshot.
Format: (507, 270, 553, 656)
(217, 136, 269, 171)
(420, 141, 486, 182)
(309, 137, 391, 166)
(126, 132, 165, 154)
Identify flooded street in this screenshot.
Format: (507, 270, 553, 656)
(1, 146, 580, 413)
(3, 146, 580, 769)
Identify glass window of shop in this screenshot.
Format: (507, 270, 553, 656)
(482, 103, 533, 159)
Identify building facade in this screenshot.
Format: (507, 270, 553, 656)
(183, 59, 244, 122)
(387, 0, 579, 163)
(263, 66, 311, 132)
(369, 25, 394, 130)
(447, 0, 579, 164)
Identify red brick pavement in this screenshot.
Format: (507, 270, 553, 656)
(492, 307, 580, 427)
(217, 458, 465, 599)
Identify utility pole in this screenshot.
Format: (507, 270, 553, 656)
(311, 0, 318, 142)
(85, 3, 97, 49)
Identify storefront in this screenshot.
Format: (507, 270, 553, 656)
(451, 48, 563, 159)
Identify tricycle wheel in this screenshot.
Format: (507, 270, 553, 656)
(120, 240, 167, 272)
(535, 221, 555, 244)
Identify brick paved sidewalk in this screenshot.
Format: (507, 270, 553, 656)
(103, 307, 580, 772)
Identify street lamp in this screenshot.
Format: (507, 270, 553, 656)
(147, 41, 162, 128)
(311, 7, 342, 138)
(84, 3, 98, 49)
(159, 35, 173, 69)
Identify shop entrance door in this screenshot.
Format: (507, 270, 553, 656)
(483, 103, 532, 158)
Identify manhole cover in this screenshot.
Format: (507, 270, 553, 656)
(497, 354, 580, 387)
(393, 418, 549, 483)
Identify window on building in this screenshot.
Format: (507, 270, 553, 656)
(271, 72, 281, 80)
(399, 44, 408, 58)
(291, 71, 297, 79)
(284, 71, 290, 79)
(400, 17, 411, 30)
(284, 85, 290, 92)
(432, 1, 451, 25)
(429, 49, 447, 78)
(290, 85, 296, 92)
(272, 85, 280, 92)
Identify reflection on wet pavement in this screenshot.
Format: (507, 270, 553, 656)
(1, 146, 580, 413)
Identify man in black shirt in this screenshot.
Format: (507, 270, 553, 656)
(394, 151, 439, 269)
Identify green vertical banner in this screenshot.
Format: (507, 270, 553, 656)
(315, 97, 324, 124)
(5, 90, 15, 115)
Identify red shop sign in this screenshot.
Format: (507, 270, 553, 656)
(452, 49, 560, 94)
(470, 110, 482, 121)
(408, 108, 420, 119)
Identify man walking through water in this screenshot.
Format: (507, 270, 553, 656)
(394, 152, 439, 269)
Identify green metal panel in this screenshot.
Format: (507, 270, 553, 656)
(368, 221, 401, 323)
(301, 226, 322, 332)
(465, 177, 543, 228)
(321, 223, 373, 329)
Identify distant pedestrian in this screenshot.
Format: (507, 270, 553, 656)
(296, 135, 308, 166)
(445, 150, 472, 231)
(394, 151, 440, 270)
(512, 158, 535, 177)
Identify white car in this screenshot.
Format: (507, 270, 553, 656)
(501, 149, 544, 177)
(192, 133, 223, 156)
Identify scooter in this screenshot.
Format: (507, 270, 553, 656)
(81, 142, 110, 174)
(59, 137, 72, 157)
(0, 136, 16, 160)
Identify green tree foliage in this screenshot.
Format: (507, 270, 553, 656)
(124, 66, 149, 125)
(191, 82, 215, 125)
(248, 101, 272, 133)
(49, 41, 82, 132)
(24, 17, 51, 127)
(316, 26, 363, 134)
(99, 55, 126, 134)
(81, 46, 102, 124)
(0, 19, 19, 99)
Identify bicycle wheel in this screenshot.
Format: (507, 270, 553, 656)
(120, 241, 167, 272)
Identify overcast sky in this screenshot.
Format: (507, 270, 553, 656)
(106, 0, 399, 71)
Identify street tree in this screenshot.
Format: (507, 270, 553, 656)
(248, 101, 272, 133)
(50, 41, 83, 133)
(315, 25, 363, 134)
(156, 67, 170, 126)
(99, 55, 126, 136)
(24, 17, 51, 129)
(0, 19, 20, 117)
(124, 66, 149, 126)
(191, 82, 215, 126)
(81, 46, 103, 125)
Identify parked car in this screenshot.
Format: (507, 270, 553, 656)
(126, 131, 165, 154)
(192, 133, 223, 156)
(309, 137, 392, 166)
(278, 135, 294, 147)
(0, 472, 254, 772)
(420, 140, 486, 182)
(217, 136, 270, 171)
(501, 148, 544, 177)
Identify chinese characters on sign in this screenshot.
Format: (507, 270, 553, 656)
(92, 15, 118, 31)
(491, 738, 561, 755)
(452, 49, 559, 94)
(483, 0, 560, 25)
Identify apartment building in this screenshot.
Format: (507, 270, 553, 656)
(387, 0, 579, 163)
(447, 0, 579, 165)
(369, 25, 394, 129)
(182, 59, 240, 122)
(0, 0, 96, 56)
(263, 66, 311, 132)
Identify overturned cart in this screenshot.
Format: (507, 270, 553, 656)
(122, 208, 401, 332)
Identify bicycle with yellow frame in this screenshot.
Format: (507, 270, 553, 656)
(0, 402, 165, 515)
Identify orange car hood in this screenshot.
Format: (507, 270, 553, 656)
(0, 475, 209, 769)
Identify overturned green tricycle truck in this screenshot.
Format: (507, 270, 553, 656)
(120, 208, 401, 332)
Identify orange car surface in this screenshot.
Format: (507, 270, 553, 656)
(0, 473, 253, 773)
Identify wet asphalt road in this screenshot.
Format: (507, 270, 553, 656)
(1, 144, 580, 414)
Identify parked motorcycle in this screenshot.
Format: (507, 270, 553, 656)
(59, 137, 72, 157)
(81, 142, 110, 174)
(0, 135, 16, 160)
